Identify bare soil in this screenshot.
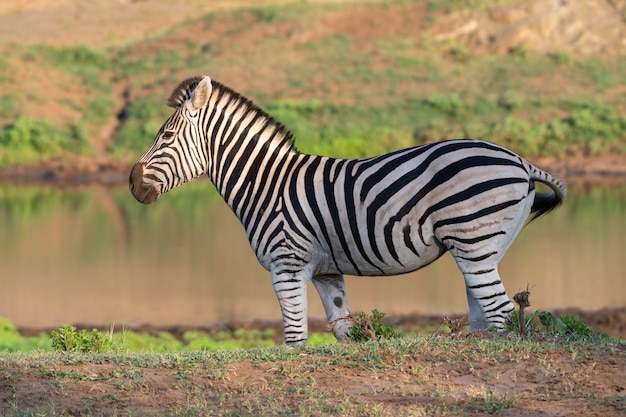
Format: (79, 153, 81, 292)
(5, 308, 626, 416)
(0, 1, 625, 416)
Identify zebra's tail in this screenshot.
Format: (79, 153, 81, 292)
(528, 164, 567, 223)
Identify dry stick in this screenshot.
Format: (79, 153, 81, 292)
(513, 288, 531, 338)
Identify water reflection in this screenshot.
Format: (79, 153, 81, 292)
(0, 179, 624, 329)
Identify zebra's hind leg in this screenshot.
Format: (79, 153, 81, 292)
(461, 267, 514, 331)
(447, 243, 514, 330)
(312, 274, 352, 342)
(272, 271, 310, 346)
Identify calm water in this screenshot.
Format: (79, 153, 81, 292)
(0, 179, 625, 329)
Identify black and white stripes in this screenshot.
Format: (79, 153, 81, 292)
(130, 76, 566, 345)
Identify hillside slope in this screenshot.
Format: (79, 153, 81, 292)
(0, 0, 625, 179)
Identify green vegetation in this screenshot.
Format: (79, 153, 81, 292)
(0, 116, 90, 165)
(350, 309, 401, 341)
(0, 303, 613, 354)
(0, 318, 337, 353)
(505, 310, 608, 341)
(49, 325, 112, 353)
(24, 45, 113, 92)
(111, 95, 171, 156)
(0, 1, 624, 166)
(0, 317, 50, 352)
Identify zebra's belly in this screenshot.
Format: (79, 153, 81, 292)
(323, 240, 446, 277)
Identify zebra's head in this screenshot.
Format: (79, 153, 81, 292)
(129, 76, 213, 204)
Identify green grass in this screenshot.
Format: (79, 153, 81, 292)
(2, 335, 621, 374)
(0, 316, 337, 353)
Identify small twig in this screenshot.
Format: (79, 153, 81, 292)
(431, 317, 467, 338)
(513, 286, 531, 338)
(444, 317, 465, 334)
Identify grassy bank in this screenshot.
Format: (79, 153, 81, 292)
(1, 336, 623, 416)
(0, 317, 336, 353)
(0, 0, 625, 167)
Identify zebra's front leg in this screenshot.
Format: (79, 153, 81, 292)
(312, 274, 352, 342)
(272, 271, 311, 346)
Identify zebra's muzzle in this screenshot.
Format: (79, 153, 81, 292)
(129, 163, 160, 205)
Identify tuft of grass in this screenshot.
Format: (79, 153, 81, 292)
(350, 309, 401, 342)
(506, 288, 611, 342)
(480, 389, 518, 413)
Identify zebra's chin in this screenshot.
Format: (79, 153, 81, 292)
(131, 185, 160, 205)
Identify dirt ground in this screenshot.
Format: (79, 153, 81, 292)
(3, 309, 625, 416)
(1, 326, 624, 416)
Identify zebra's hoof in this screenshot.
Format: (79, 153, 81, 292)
(331, 317, 354, 342)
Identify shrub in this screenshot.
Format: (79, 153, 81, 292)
(49, 324, 112, 353)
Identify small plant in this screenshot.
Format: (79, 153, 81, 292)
(481, 390, 518, 414)
(349, 309, 400, 342)
(49, 324, 112, 353)
(537, 312, 599, 338)
(505, 310, 607, 340)
(503, 310, 539, 336)
(505, 288, 607, 341)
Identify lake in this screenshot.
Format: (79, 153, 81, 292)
(0, 178, 624, 329)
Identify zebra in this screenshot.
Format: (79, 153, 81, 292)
(129, 75, 566, 346)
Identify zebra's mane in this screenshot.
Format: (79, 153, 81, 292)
(167, 76, 204, 108)
(167, 76, 296, 152)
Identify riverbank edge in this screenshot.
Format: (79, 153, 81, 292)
(15, 306, 626, 342)
(1, 153, 626, 186)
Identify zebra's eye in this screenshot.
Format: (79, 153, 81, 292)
(162, 130, 176, 140)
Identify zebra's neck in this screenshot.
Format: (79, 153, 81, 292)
(204, 83, 301, 221)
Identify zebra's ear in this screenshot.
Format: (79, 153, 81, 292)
(189, 76, 212, 111)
